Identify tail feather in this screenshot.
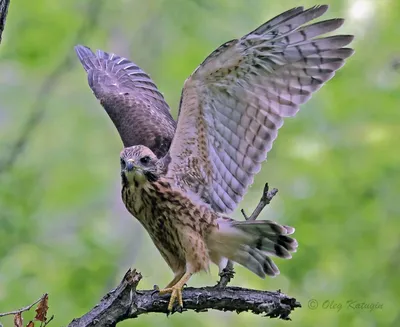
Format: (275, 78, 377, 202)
(233, 246, 265, 277)
(233, 245, 280, 277)
(232, 219, 296, 237)
(207, 218, 298, 278)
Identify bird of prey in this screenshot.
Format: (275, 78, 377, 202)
(75, 5, 353, 311)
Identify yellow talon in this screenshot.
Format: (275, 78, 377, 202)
(158, 271, 192, 311)
(159, 286, 184, 311)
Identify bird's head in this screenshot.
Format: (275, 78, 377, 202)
(120, 145, 159, 186)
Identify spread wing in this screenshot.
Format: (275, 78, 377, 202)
(162, 5, 354, 213)
(75, 45, 176, 158)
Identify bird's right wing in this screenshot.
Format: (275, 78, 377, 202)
(161, 5, 354, 213)
(75, 45, 176, 158)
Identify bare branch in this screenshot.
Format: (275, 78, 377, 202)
(68, 269, 300, 327)
(43, 315, 54, 327)
(216, 183, 279, 288)
(242, 183, 278, 221)
(0, 293, 47, 317)
(0, 0, 105, 175)
(215, 260, 235, 288)
(0, 0, 11, 44)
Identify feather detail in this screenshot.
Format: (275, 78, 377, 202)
(75, 45, 176, 158)
(162, 5, 354, 214)
(207, 218, 298, 278)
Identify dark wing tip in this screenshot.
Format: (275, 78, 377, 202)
(312, 4, 329, 11)
(307, 4, 329, 15)
(74, 45, 97, 72)
(344, 47, 355, 57)
(327, 17, 345, 29)
(75, 44, 93, 57)
(333, 34, 355, 47)
(283, 5, 305, 16)
(302, 4, 329, 22)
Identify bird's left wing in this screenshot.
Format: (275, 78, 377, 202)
(161, 5, 354, 213)
(75, 45, 176, 158)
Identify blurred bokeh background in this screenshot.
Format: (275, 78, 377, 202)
(0, 0, 399, 326)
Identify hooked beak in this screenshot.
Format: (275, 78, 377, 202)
(125, 159, 135, 172)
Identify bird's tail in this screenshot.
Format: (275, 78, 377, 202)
(207, 218, 298, 278)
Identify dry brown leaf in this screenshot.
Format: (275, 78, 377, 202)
(34, 294, 48, 322)
(14, 312, 23, 327)
(26, 321, 34, 327)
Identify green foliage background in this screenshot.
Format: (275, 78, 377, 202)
(0, 0, 399, 326)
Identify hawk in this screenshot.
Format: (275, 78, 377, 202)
(75, 5, 353, 311)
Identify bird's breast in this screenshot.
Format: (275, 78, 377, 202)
(122, 178, 213, 228)
(121, 178, 218, 272)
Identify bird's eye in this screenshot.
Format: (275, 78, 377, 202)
(120, 158, 126, 169)
(140, 156, 151, 165)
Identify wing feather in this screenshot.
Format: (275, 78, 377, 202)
(75, 45, 176, 158)
(162, 5, 354, 213)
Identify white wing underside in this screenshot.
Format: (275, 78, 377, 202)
(164, 5, 354, 213)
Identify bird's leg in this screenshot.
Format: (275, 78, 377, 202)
(152, 270, 185, 295)
(158, 271, 192, 311)
(164, 271, 185, 289)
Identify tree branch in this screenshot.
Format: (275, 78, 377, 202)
(0, 0, 11, 44)
(0, 294, 47, 318)
(68, 269, 300, 327)
(216, 183, 279, 288)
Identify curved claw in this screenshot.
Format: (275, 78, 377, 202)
(159, 286, 184, 311)
(157, 271, 193, 312)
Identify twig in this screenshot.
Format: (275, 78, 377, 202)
(0, 0, 105, 175)
(216, 183, 278, 288)
(215, 260, 235, 288)
(241, 183, 278, 221)
(43, 315, 54, 327)
(67, 269, 300, 327)
(0, 0, 10, 44)
(0, 293, 47, 317)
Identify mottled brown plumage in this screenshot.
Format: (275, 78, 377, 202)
(121, 146, 216, 275)
(76, 5, 354, 311)
(119, 146, 298, 309)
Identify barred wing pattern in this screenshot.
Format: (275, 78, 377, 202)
(75, 45, 176, 158)
(165, 5, 354, 213)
